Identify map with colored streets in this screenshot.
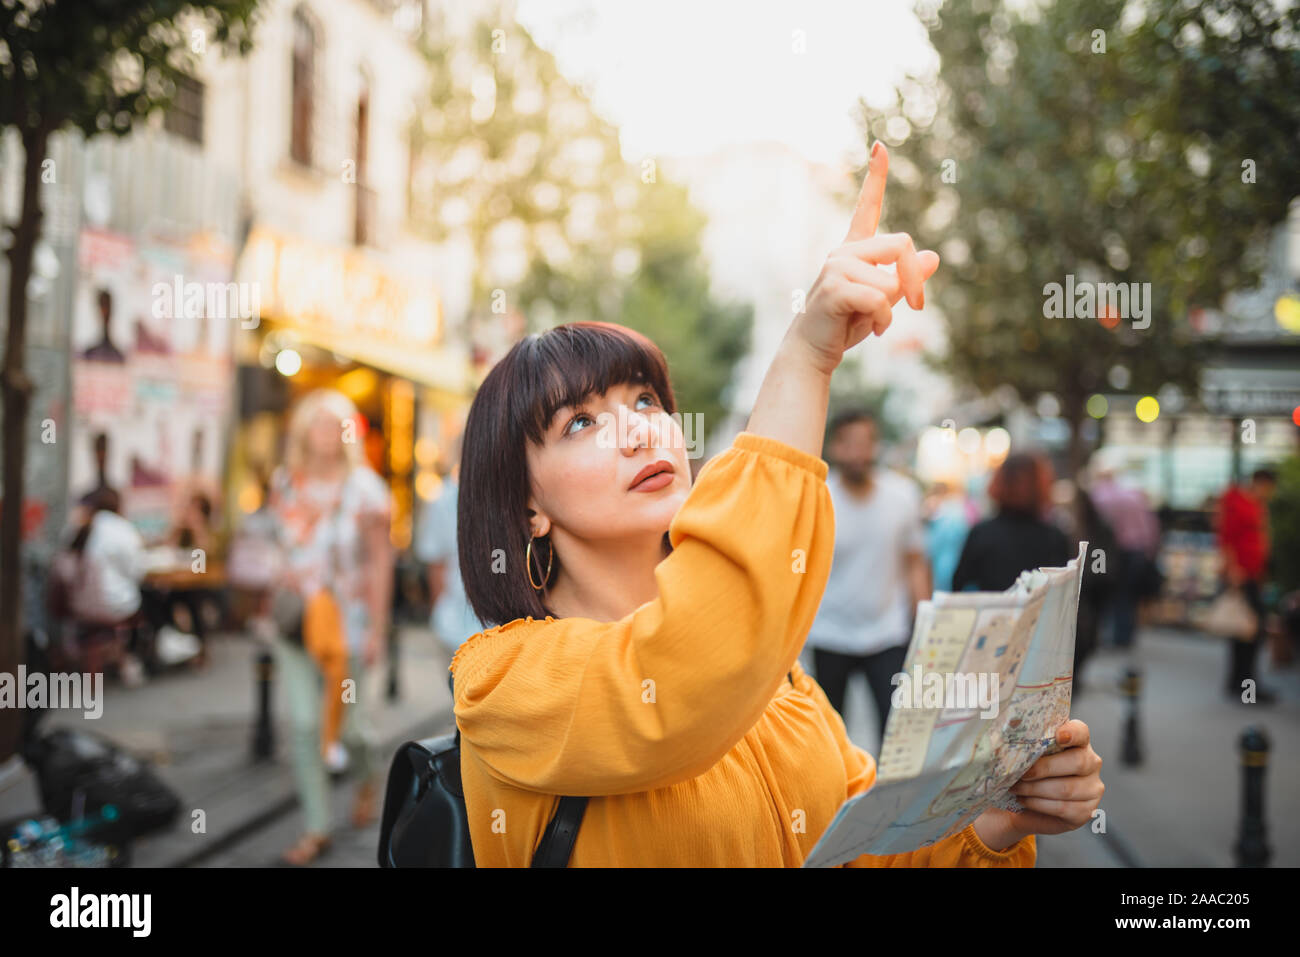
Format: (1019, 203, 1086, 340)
(804, 542, 1087, 867)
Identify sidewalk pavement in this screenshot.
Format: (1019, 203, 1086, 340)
(837, 625, 1300, 867)
(0, 623, 455, 867)
(1051, 626, 1300, 867)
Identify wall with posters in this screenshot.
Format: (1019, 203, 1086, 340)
(69, 227, 235, 543)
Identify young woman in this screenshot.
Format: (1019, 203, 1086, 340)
(452, 142, 1103, 866)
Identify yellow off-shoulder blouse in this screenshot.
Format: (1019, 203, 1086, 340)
(449, 431, 1035, 867)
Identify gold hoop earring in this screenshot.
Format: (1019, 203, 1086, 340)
(525, 534, 553, 591)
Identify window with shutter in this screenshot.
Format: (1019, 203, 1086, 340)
(290, 9, 316, 167)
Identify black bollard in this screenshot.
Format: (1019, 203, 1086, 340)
(251, 650, 275, 761)
(386, 622, 400, 702)
(1234, 726, 1271, 867)
(1120, 667, 1143, 766)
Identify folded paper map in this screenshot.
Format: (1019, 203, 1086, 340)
(803, 542, 1088, 867)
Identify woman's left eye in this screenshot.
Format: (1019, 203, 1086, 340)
(636, 392, 658, 410)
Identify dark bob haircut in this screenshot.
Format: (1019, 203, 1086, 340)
(458, 321, 678, 628)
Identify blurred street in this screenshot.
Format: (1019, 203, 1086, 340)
(2, 0, 1299, 875)
(0, 624, 453, 868)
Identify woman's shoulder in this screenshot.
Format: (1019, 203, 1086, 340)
(346, 465, 390, 506)
(448, 615, 557, 683)
(346, 463, 384, 488)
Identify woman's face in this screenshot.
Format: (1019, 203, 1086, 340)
(525, 380, 691, 546)
(305, 408, 345, 465)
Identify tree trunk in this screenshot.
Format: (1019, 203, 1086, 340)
(1063, 393, 1091, 537)
(0, 125, 49, 763)
(1064, 395, 1090, 485)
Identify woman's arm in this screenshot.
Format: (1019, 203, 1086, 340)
(746, 142, 939, 458)
(361, 507, 393, 667)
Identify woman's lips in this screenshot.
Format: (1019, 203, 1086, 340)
(630, 470, 674, 492)
(629, 459, 675, 491)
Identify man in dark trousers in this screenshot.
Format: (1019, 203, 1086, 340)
(803, 409, 931, 744)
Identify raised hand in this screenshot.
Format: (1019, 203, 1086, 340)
(792, 142, 940, 376)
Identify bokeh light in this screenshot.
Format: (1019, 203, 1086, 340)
(956, 427, 982, 454)
(1135, 395, 1160, 423)
(985, 427, 1011, 458)
(274, 348, 302, 377)
(1275, 293, 1300, 333)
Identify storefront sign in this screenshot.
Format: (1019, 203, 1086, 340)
(237, 226, 442, 348)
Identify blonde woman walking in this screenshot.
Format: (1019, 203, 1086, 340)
(269, 389, 393, 866)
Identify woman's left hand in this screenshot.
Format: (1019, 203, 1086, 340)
(977, 719, 1105, 847)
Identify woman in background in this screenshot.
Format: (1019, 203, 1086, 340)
(953, 451, 1071, 593)
(269, 389, 393, 866)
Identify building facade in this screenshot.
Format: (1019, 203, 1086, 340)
(2, 0, 473, 575)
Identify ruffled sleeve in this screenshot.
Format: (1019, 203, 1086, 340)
(450, 431, 834, 796)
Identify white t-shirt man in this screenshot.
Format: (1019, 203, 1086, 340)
(72, 510, 147, 624)
(805, 468, 927, 656)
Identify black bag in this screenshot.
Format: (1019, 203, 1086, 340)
(377, 674, 588, 867)
(27, 728, 180, 842)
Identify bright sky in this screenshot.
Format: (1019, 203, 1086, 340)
(515, 0, 939, 169)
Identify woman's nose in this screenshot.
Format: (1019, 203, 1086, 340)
(619, 406, 657, 452)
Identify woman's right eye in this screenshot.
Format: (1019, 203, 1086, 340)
(564, 413, 595, 436)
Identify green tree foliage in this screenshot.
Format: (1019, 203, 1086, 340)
(862, 0, 1300, 475)
(613, 177, 750, 438)
(1270, 455, 1300, 593)
(410, 9, 631, 331)
(411, 3, 750, 441)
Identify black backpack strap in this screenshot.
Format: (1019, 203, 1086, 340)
(531, 795, 589, 867)
(448, 671, 459, 747)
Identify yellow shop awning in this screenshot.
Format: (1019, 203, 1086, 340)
(275, 320, 473, 397)
(236, 225, 475, 396)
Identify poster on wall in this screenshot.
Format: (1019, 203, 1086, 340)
(70, 227, 235, 543)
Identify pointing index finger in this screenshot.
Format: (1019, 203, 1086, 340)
(844, 141, 888, 243)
